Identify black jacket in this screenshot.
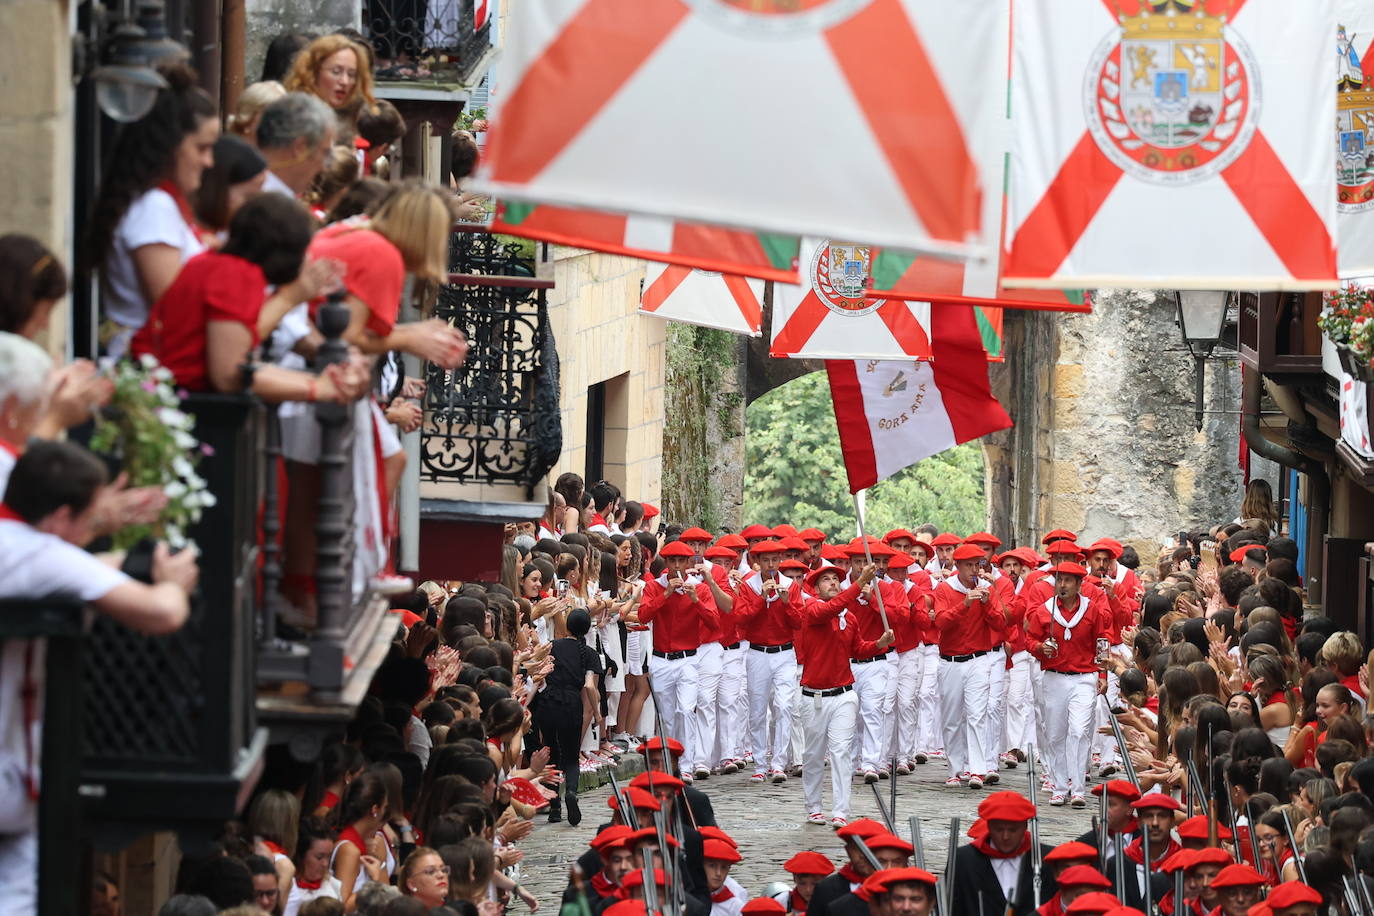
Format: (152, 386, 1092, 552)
(827, 892, 870, 916)
(947, 844, 1058, 916)
(809, 872, 861, 916)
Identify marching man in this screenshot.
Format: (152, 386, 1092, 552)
(884, 552, 933, 774)
(844, 541, 908, 783)
(735, 540, 801, 784)
(933, 544, 1007, 789)
(1025, 561, 1110, 807)
(706, 544, 749, 775)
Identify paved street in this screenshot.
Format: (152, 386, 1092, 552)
(514, 760, 1099, 907)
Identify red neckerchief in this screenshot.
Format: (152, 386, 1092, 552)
(711, 887, 734, 903)
(1116, 818, 1140, 835)
(0, 440, 19, 460)
(973, 833, 1032, 859)
(296, 876, 323, 890)
(591, 872, 618, 897)
(155, 180, 205, 239)
(838, 865, 863, 885)
(1037, 895, 1064, 916)
(789, 889, 808, 914)
(337, 825, 366, 853)
(263, 840, 288, 858)
(1124, 835, 1179, 865)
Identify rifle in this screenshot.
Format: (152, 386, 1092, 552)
(910, 816, 939, 916)
(1027, 749, 1043, 908)
(870, 781, 896, 833)
(1344, 876, 1365, 916)
(1102, 695, 1141, 789)
(1186, 757, 1215, 849)
(945, 817, 960, 916)
(1141, 819, 1153, 916)
(1097, 785, 1111, 874)
(1279, 808, 1307, 884)
(890, 754, 899, 820)
(1113, 833, 1127, 907)
(852, 834, 882, 872)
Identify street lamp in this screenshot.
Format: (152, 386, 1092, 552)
(1175, 290, 1230, 431)
(81, 0, 187, 123)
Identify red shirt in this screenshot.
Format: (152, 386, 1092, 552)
(932, 577, 1003, 655)
(1025, 593, 1110, 672)
(307, 223, 405, 338)
(130, 251, 266, 391)
(888, 577, 926, 652)
(846, 578, 907, 660)
(794, 583, 884, 690)
(735, 571, 801, 646)
(639, 575, 720, 652)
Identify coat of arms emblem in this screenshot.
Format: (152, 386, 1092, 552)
(811, 241, 882, 317)
(1337, 25, 1374, 213)
(1084, 0, 1258, 184)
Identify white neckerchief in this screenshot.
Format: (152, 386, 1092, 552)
(944, 575, 988, 596)
(657, 572, 703, 593)
(1012, 576, 1025, 596)
(1108, 562, 1128, 586)
(1046, 594, 1090, 639)
(745, 570, 781, 603)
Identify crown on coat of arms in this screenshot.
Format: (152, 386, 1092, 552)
(1120, 3, 1223, 40)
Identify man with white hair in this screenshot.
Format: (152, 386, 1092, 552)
(0, 332, 54, 488)
(256, 92, 337, 197)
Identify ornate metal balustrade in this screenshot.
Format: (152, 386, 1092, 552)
(365, 0, 492, 82)
(420, 228, 562, 496)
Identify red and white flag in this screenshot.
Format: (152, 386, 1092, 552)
(491, 201, 800, 283)
(1337, 2, 1374, 276)
(1006, 0, 1337, 290)
(480, 0, 1006, 258)
(826, 308, 1011, 494)
(639, 263, 763, 337)
(770, 238, 932, 360)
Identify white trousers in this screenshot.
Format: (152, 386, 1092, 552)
(938, 653, 994, 777)
(1039, 669, 1098, 796)
(1092, 644, 1132, 766)
(649, 653, 701, 775)
(851, 654, 892, 772)
(747, 647, 798, 774)
(692, 642, 725, 770)
(1004, 650, 1038, 753)
(801, 688, 859, 818)
(789, 664, 805, 767)
(889, 648, 922, 761)
(715, 645, 749, 762)
(984, 649, 1009, 772)
(915, 644, 943, 755)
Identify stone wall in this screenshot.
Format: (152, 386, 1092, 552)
(543, 248, 666, 505)
(244, 0, 358, 82)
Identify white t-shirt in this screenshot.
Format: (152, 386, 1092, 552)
(283, 876, 342, 916)
(0, 521, 130, 829)
(102, 188, 205, 332)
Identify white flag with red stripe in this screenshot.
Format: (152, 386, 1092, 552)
(1005, 0, 1337, 290)
(639, 264, 763, 337)
(1337, 3, 1374, 277)
(826, 308, 1011, 494)
(479, 0, 1006, 258)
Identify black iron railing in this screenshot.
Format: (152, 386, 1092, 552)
(366, 0, 492, 80)
(421, 228, 562, 496)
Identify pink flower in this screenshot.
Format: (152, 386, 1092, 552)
(200, 443, 215, 457)
(141, 380, 157, 393)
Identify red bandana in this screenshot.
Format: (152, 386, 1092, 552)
(296, 876, 323, 891)
(591, 872, 618, 897)
(789, 889, 808, 914)
(839, 866, 864, 885)
(973, 833, 1032, 859)
(1124, 836, 1179, 866)
(712, 887, 734, 903)
(263, 840, 288, 858)
(1037, 896, 1064, 916)
(155, 180, 206, 240)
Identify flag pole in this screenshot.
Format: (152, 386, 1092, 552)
(853, 491, 890, 631)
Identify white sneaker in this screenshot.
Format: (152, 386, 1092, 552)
(1049, 794, 1066, 807)
(968, 774, 984, 790)
(984, 772, 1000, 785)
(944, 776, 962, 788)
(1070, 794, 1087, 808)
(863, 769, 879, 784)
(807, 812, 828, 825)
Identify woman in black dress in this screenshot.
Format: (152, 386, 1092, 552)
(534, 607, 602, 826)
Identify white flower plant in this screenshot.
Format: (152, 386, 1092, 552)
(89, 354, 217, 550)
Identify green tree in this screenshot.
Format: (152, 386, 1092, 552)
(743, 371, 986, 540)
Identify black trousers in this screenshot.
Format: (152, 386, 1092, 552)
(533, 693, 583, 801)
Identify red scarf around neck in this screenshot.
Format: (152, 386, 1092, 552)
(1124, 835, 1179, 866)
(296, 876, 323, 890)
(591, 872, 618, 897)
(789, 889, 809, 914)
(711, 887, 734, 903)
(973, 833, 1032, 859)
(838, 865, 864, 885)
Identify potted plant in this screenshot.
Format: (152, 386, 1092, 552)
(1319, 285, 1374, 382)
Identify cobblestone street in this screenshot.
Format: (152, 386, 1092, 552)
(514, 760, 1099, 907)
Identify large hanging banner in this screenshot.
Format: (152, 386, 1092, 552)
(1337, 3, 1374, 277)
(1005, 0, 1338, 290)
(490, 201, 801, 284)
(638, 263, 764, 336)
(479, 0, 1006, 260)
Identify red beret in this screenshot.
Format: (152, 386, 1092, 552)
(879, 867, 938, 888)
(783, 851, 835, 876)
(1158, 850, 1194, 874)
(887, 553, 916, 569)
(1046, 540, 1084, 557)
(820, 544, 848, 560)
(836, 818, 887, 840)
(964, 531, 1002, 547)
(592, 825, 636, 853)
(844, 541, 895, 558)
(883, 529, 916, 544)
(978, 790, 1036, 822)
(772, 524, 799, 538)
(638, 736, 684, 757)
(779, 559, 809, 572)
(1209, 864, 1266, 888)
(1177, 816, 1232, 840)
(805, 565, 845, 589)
(781, 537, 811, 552)
(641, 503, 660, 519)
(1187, 847, 1234, 868)
(1267, 882, 1323, 909)
(608, 787, 660, 811)
(741, 900, 786, 916)
(628, 827, 680, 850)
(750, 540, 786, 555)
(799, 528, 827, 543)
(1091, 780, 1142, 802)
(703, 838, 741, 862)
(603, 901, 652, 916)
(1230, 545, 1266, 563)
(931, 533, 963, 547)
(856, 872, 894, 902)
(705, 545, 736, 560)
(740, 524, 773, 539)
(865, 833, 915, 854)
(1045, 841, 1101, 864)
(906, 541, 932, 556)
(698, 826, 736, 847)
(659, 541, 695, 558)
(630, 771, 684, 791)
(1102, 909, 1147, 916)
(1087, 539, 1123, 559)
(716, 534, 748, 549)
(1066, 893, 1122, 916)
(1050, 562, 1089, 578)
(1008, 547, 1042, 567)
(680, 527, 712, 542)
(1057, 866, 1112, 889)
(952, 544, 986, 561)
(620, 868, 668, 890)
(1130, 793, 1183, 812)
(1042, 529, 1078, 544)
(966, 819, 987, 840)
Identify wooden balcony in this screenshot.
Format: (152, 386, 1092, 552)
(1238, 290, 1326, 379)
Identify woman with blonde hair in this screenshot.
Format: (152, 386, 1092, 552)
(1240, 479, 1279, 530)
(284, 34, 376, 137)
(303, 145, 360, 221)
(226, 80, 286, 142)
(248, 789, 300, 903)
